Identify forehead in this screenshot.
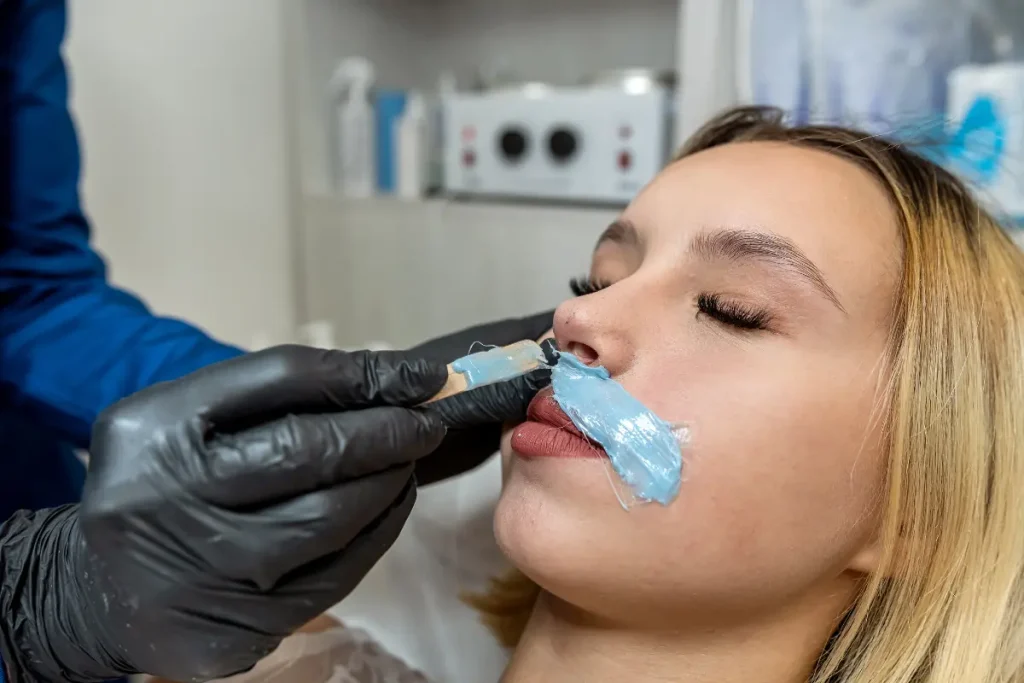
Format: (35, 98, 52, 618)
(616, 141, 902, 317)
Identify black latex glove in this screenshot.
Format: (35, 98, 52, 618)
(410, 309, 555, 485)
(0, 346, 454, 683)
(0, 313, 554, 683)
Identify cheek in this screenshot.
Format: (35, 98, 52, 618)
(641, 347, 887, 567)
(686, 382, 884, 567)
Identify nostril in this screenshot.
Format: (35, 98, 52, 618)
(564, 341, 599, 366)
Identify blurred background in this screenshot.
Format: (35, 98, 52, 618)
(66, 0, 1024, 356)
(59, 4, 1024, 681)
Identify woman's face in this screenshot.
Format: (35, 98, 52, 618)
(495, 141, 902, 627)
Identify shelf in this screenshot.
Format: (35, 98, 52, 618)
(302, 191, 625, 220)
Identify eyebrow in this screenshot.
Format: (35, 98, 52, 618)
(691, 228, 845, 312)
(595, 219, 640, 250)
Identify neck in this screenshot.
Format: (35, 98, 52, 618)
(501, 586, 852, 683)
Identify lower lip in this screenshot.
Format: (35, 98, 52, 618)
(511, 421, 606, 459)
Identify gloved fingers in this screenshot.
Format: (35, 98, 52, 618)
(195, 407, 445, 507)
(409, 310, 555, 363)
(272, 479, 416, 606)
(193, 346, 450, 430)
(186, 482, 417, 634)
(413, 338, 555, 487)
(426, 365, 551, 429)
(415, 424, 501, 485)
(199, 467, 414, 590)
(94, 346, 450, 437)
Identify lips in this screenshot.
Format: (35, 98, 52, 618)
(510, 388, 605, 459)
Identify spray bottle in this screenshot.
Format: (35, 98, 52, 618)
(329, 57, 376, 198)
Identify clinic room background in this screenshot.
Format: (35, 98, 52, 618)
(66, 0, 1024, 355)
(58, 2, 1024, 683)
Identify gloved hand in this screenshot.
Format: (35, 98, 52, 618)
(410, 310, 555, 484)
(0, 340, 544, 683)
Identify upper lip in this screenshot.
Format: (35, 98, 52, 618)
(526, 388, 587, 441)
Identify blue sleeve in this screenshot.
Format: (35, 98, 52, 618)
(0, 0, 244, 447)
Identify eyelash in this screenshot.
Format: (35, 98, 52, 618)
(695, 293, 772, 331)
(568, 277, 772, 332)
(569, 276, 611, 297)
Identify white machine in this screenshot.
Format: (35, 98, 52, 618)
(443, 77, 674, 205)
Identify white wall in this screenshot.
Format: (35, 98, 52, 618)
(435, 0, 679, 88)
(65, 0, 297, 349)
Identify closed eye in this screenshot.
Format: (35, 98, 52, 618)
(696, 293, 772, 331)
(572, 276, 773, 332)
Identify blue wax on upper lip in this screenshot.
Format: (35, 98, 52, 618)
(451, 341, 548, 390)
(550, 352, 684, 506)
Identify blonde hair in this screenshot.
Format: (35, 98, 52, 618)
(466, 106, 1024, 683)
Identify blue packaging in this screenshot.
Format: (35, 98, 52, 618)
(374, 90, 407, 194)
(945, 63, 1024, 226)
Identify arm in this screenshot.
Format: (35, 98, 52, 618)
(0, 0, 242, 447)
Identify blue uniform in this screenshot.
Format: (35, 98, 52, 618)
(0, 0, 242, 525)
(1, 4, 243, 676)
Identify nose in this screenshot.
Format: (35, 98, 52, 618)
(563, 338, 599, 365)
(552, 286, 635, 375)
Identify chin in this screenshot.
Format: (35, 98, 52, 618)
(494, 465, 554, 567)
(496, 466, 580, 581)
(494, 457, 632, 614)
(494, 486, 655, 625)
(495, 453, 713, 625)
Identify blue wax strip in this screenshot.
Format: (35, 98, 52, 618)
(551, 352, 684, 506)
(450, 341, 548, 390)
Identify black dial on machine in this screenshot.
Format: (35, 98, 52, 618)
(547, 127, 579, 163)
(498, 126, 530, 163)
